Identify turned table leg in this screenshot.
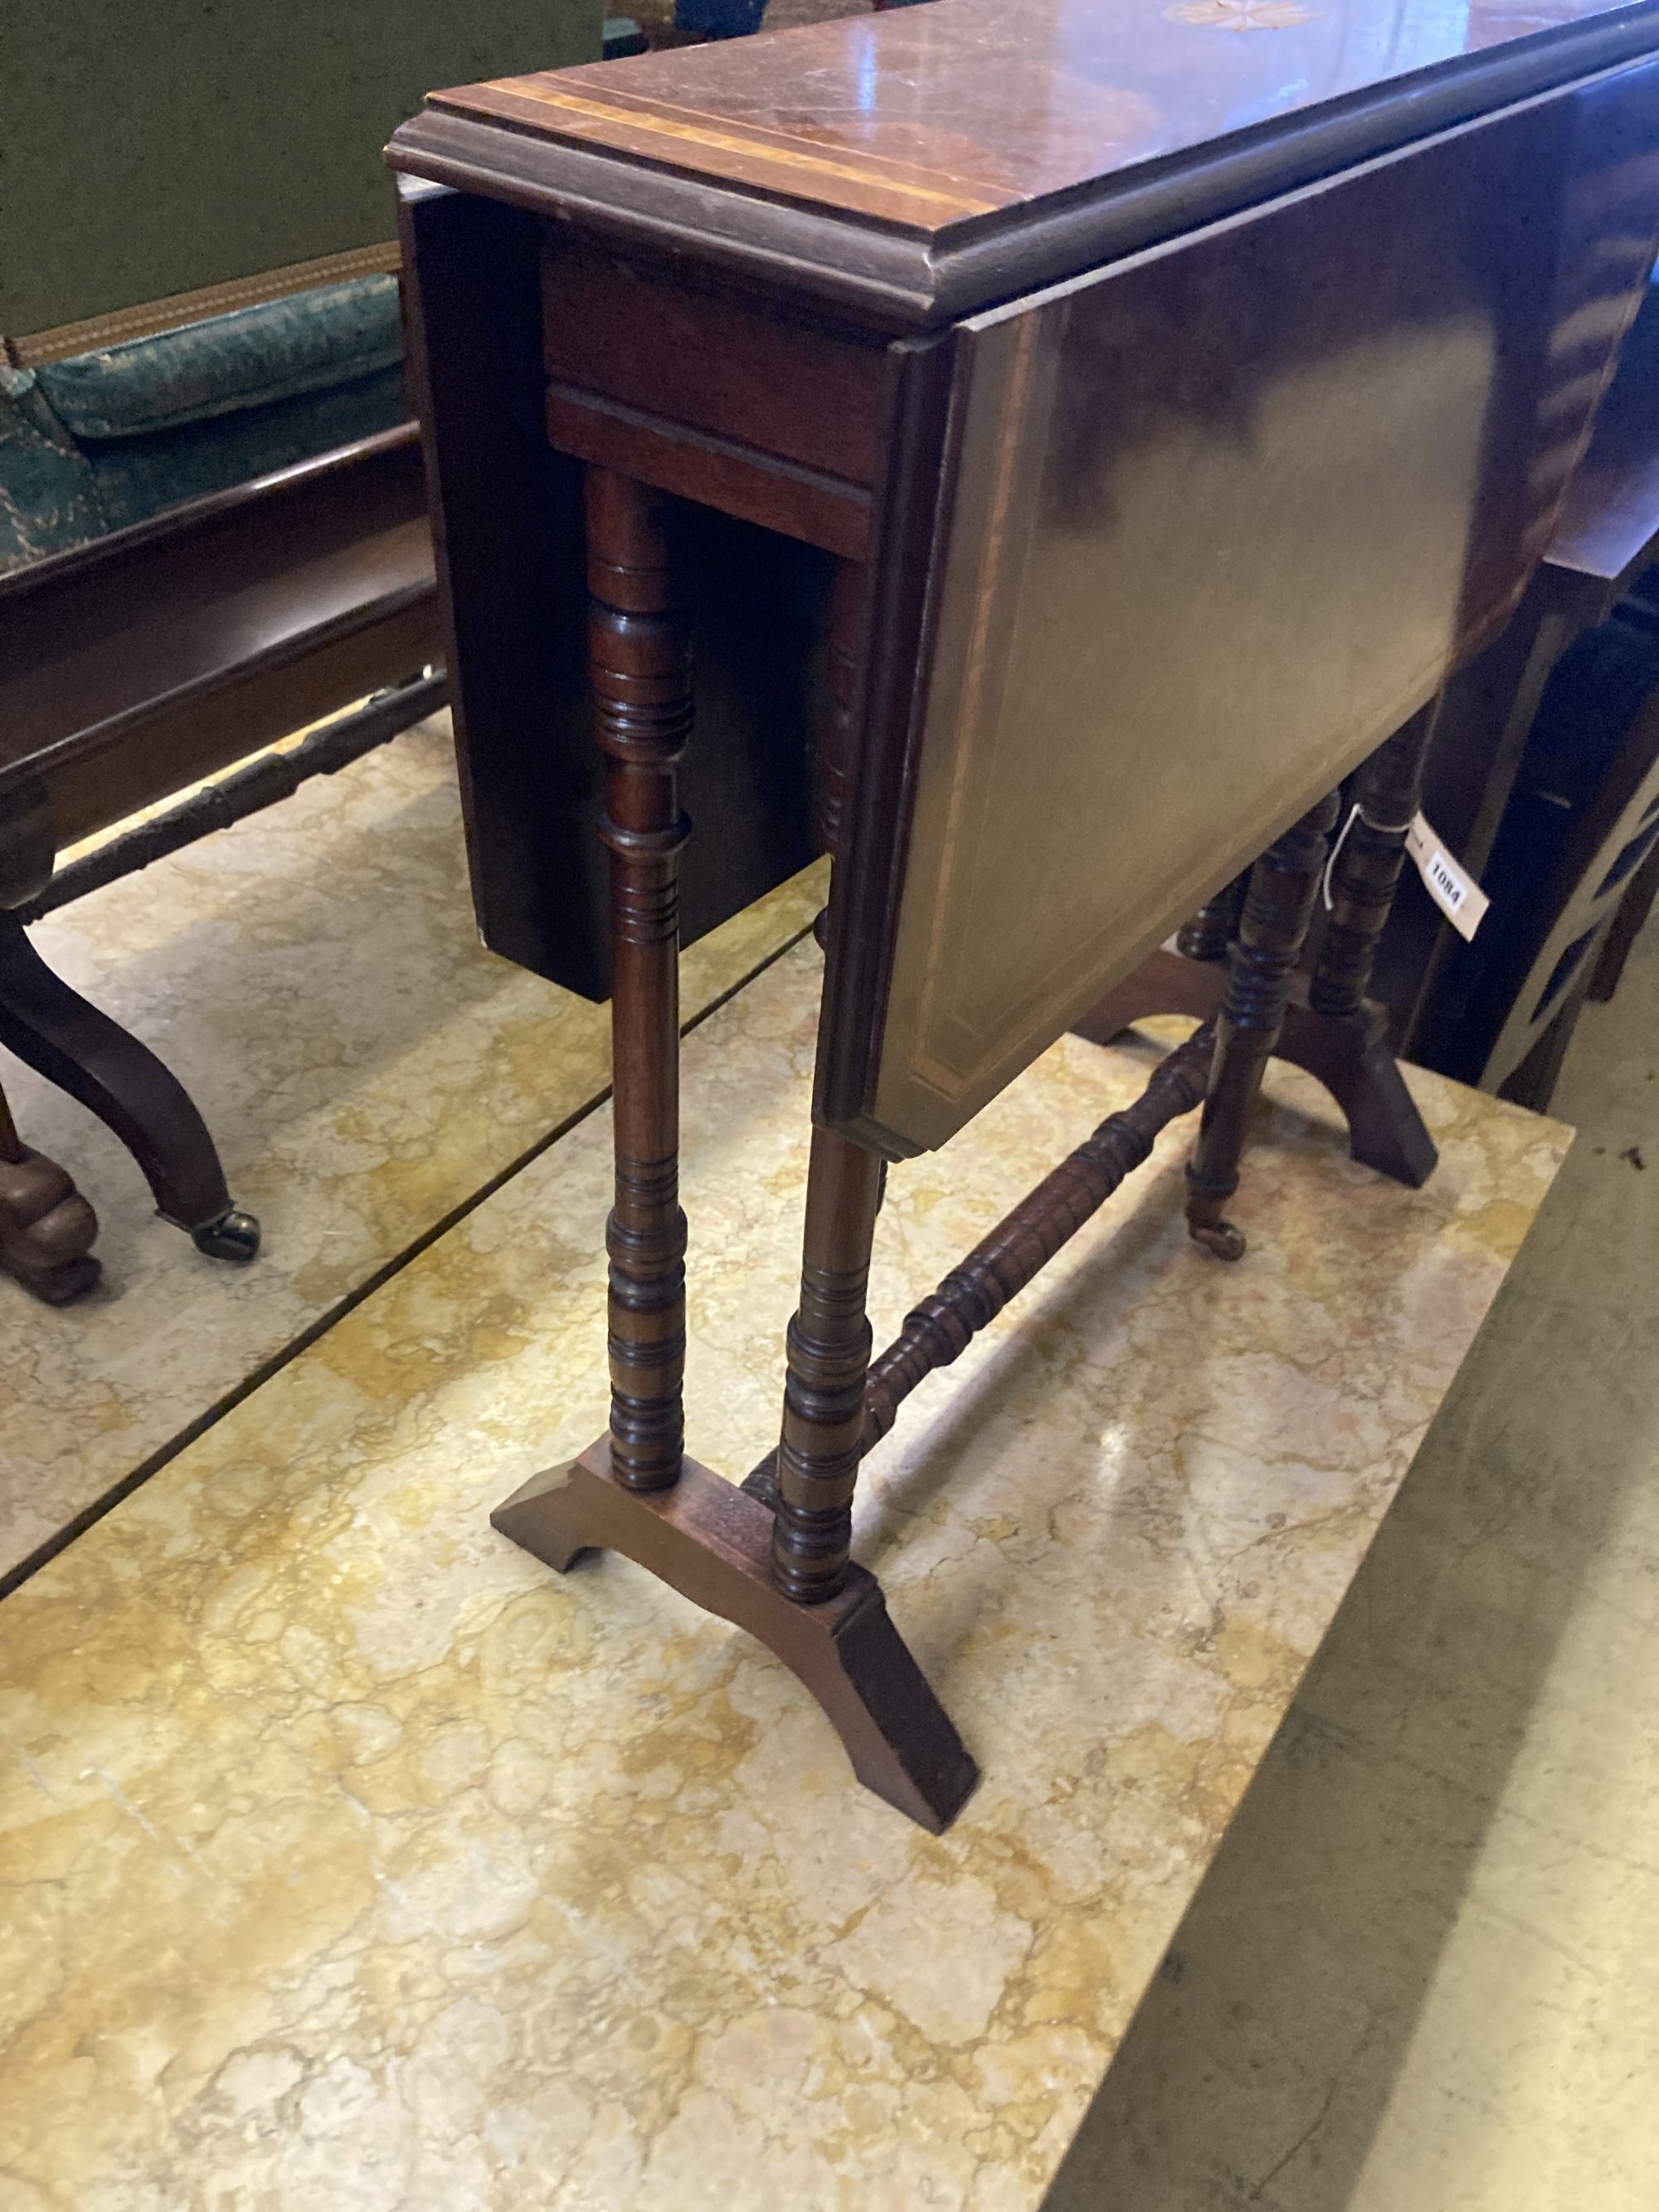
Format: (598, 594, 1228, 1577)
(1175, 870, 1249, 964)
(1186, 790, 1343, 1258)
(1311, 701, 1439, 1019)
(771, 1126, 885, 1602)
(588, 466, 693, 1495)
(493, 522, 975, 1830)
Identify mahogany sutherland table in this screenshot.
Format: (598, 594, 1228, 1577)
(391, 0, 1659, 1830)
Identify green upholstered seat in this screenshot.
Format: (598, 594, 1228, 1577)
(36, 275, 405, 441)
(1, 276, 406, 572)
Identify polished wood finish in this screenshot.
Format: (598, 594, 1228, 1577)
(817, 74, 1659, 1155)
(1186, 793, 1342, 1260)
(771, 1125, 885, 1603)
(538, 243, 883, 555)
(491, 1441, 979, 1831)
(864, 1023, 1214, 1451)
(445, 0, 1659, 224)
(1311, 704, 1442, 1020)
(0, 428, 439, 848)
(544, 382, 872, 557)
(0, 1081, 99, 1306)
(401, 0, 1659, 328)
(588, 467, 692, 1493)
(401, 0, 1659, 1826)
(541, 246, 886, 484)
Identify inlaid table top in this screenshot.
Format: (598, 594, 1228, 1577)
(404, 0, 1659, 319)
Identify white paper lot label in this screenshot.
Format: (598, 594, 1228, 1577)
(1407, 812, 1489, 940)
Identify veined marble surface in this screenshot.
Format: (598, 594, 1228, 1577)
(0, 717, 822, 1580)
(0, 942, 1566, 2210)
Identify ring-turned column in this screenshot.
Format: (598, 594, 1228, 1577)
(587, 467, 693, 1493)
(1186, 790, 1343, 1258)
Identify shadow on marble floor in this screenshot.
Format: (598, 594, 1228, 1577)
(1043, 917, 1659, 2212)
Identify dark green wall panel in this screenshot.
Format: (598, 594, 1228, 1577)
(1, 2, 600, 334)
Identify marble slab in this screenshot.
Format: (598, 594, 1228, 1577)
(0, 715, 823, 1582)
(0, 941, 1566, 2210)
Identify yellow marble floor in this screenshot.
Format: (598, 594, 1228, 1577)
(0, 937, 1564, 2211)
(0, 716, 821, 1582)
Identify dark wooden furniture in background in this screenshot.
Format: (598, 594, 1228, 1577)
(392, 0, 1659, 1827)
(1438, 641, 1659, 1106)
(1369, 273, 1659, 1060)
(0, 4, 623, 1310)
(0, 427, 444, 1295)
(1588, 833, 1659, 1001)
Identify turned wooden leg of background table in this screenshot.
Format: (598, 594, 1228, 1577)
(1185, 790, 1343, 1258)
(1073, 712, 1443, 1195)
(1175, 871, 1249, 965)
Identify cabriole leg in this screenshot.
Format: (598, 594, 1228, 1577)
(0, 915, 257, 1262)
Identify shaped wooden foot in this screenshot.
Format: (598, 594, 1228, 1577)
(1073, 950, 1437, 1189)
(1275, 996, 1438, 1188)
(493, 1441, 980, 1833)
(0, 1140, 100, 1304)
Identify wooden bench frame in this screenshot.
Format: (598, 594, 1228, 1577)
(0, 425, 444, 1300)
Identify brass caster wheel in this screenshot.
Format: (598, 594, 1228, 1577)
(192, 1205, 261, 1262)
(1188, 1216, 1248, 1262)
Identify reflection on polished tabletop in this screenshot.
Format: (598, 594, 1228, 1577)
(431, 0, 1659, 236)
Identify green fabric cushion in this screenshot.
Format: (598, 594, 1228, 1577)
(36, 275, 403, 440)
(0, 275, 408, 573)
(0, 365, 106, 571)
(76, 362, 407, 538)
